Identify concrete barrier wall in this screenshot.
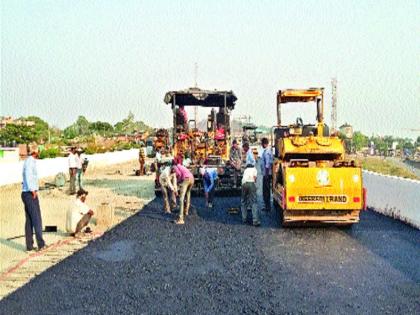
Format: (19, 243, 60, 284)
(0, 149, 139, 186)
(363, 170, 420, 229)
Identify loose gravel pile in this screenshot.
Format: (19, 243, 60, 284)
(1, 197, 419, 314)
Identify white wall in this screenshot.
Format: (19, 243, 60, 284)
(0, 149, 139, 186)
(363, 170, 420, 229)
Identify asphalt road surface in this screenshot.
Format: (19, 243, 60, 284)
(1, 197, 419, 315)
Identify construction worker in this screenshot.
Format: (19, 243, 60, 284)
(176, 105, 188, 132)
(183, 152, 192, 167)
(171, 163, 194, 225)
(261, 137, 273, 211)
(241, 163, 260, 226)
(230, 139, 242, 188)
(21, 146, 46, 251)
(139, 144, 146, 176)
(68, 147, 77, 195)
(159, 165, 178, 213)
(75, 148, 85, 190)
(66, 189, 94, 237)
(242, 142, 256, 167)
(215, 123, 225, 140)
(200, 167, 218, 208)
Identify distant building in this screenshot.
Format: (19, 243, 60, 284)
(339, 123, 353, 139)
(0, 116, 35, 129)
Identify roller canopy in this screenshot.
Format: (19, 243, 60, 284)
(278, 88, 324, 104)
(242, 123, 257, 130)
(164, 87, 237, 109)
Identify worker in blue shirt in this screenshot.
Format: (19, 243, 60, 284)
(200, 167, 218, 208)
(242, 142, 256, 167)
(21, 147, 46, 251)
(261, 137, 273, 211)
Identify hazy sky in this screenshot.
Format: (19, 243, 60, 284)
(1, 0, 419, 138)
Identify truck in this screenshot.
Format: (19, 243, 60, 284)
(272, 88, 366, 226)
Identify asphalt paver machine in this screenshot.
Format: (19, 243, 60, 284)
(157, 87, 241, 194)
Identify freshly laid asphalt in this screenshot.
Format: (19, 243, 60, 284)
(1, 197, 419, 315)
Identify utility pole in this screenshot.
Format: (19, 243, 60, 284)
(331, 77, 337, 134)
(194, 62, 198, 128)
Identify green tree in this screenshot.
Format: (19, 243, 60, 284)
(401, 138, 414, 150)
(25, 116, 50, 142)
(75, 116, 90, 135)
(0, 124, 35, 144)
(371, 136, 388, 155)
(63, 125, 78, 139)
(114, 111, 136, 134)
(352, 131, 369, 151)
(89, 121, 114, 136)
(63, 115, 91, 139)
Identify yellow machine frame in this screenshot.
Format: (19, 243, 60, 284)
(272, 88, 365, 226)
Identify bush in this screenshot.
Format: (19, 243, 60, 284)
(84, 145, 97, 155)
(39, 147, 61, 159)
(113, 141, 135, 151)
(82, 141, 136, 155)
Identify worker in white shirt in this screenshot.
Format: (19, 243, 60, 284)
(155, 148, 163, 164)
(75, 148, 85, 190)
(241, 163, 260, 226)
(68, 147, 78, 195)
(66, 189, 94, 236)
(159, 165, 178, 213)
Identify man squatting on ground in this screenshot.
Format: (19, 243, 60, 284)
(68, 147, 78, 195)
(171, 163, 194, 225)
(229, 139, 242, 188)
(261, 137, 273, 211)
(200, 167, 218, 208)
(66, 189, 94, 236)
(21, 147, 46, 251)
(159, 165, 178, 213)
(241, 163, 260, 226)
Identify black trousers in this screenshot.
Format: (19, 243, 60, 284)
(263, 175, 272, 209)
(21, 192, 45, 250)
(208, 186, 216, 203)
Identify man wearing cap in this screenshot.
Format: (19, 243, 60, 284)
(241, 163, 260, 226)
(200, 167, 218, 208)
(21, 147, 46, 251)
(171, 164, 194, 225)
(68, 147, 78, 195)
(66, 189, 94, 236)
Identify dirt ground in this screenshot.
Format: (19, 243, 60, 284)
(0, 159, 154, 298)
